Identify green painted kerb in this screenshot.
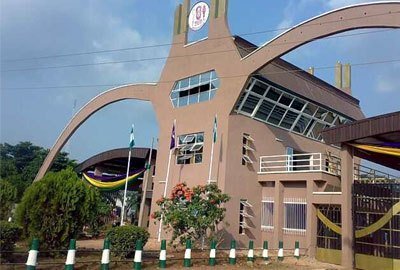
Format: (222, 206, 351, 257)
(184, 239, 191, 267)
(209, 240, 216, 266)
(159, 239, 167, 269)
(229, 240, 236, 265)
(247, 240, 254, 262)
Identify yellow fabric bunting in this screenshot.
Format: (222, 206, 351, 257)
(83, 170, 144, 189)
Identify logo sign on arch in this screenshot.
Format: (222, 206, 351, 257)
(188, 1, 210, 31)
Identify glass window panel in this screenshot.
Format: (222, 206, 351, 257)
(180, 78, 189, 89)
(178, 96, 188, 107)
(179, 90, 189, 97)
(195, 154, 202, 163)
(199, 83, 210, 92)
(280, 110, 299, 129)
(304, 103, 317, 116)
(172, 82, 180, 90)
(172, 99, 178, 107)
(170, 91, 179, 99)
(189, 87, 199, 96)
(267, 105, 286, 125)
(190, 75, 199, 86)
(210, 70, 217, 80)
(254, 100, 274, 121)
(293, 115, 311, 134)
(209, 89, 217, 99)
(304, 119, 316, 136)
(309, 122, 326, 139)
(334, 116, 347, 126)
(251, 81, 267, 96)
(199, 91, 209, 102)
(189, 93, 198, 105)
(266, 87, 281, 101)
(278, 93, 293, 106)
(245, 79, 254, 90)
(200, 72, 211, 83)
(291, 99, 306, 111)
(235, 93, 246, 110)
(241, 94, 260, 114)
(314, 108, 328, 120)
(210, 79, 220, 89)
(324, 112, 336, 124)
(196, 133, 204, 143)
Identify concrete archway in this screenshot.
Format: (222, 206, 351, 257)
(35, 84, 157, 181)
(242, 2, 400, 73)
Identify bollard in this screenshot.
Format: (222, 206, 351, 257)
(133, 239, 143, 270)
(101, 238, 111, 270)
(26, 238, 39, 270)
(64, 239, 76, 270)
(228, 240, 236, 265)
(278, 241, 284, 261)
(183, 239, 192, 267)
(209, 240, 216, 266)
(262, 241, 269, 261)
(159, 239, 167, 268)
(294, 241, 300, 259)
(247, 240, 254, 262)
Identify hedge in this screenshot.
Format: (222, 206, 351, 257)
(106, 225, 149, 258)
(0, 221, 21, 252)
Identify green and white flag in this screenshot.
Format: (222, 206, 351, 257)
(212, 115, 217, 143)
(129, 125, 135, 149)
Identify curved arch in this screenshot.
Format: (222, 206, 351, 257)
(242, 2, 400, 73)
(35, 83, 157, 181)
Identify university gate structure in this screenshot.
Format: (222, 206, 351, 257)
(35, 1, 400, 268)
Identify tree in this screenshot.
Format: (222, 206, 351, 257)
(15, 168, 106, 250)
(153, 183, 230, 246)
(0, 180, 17, 220)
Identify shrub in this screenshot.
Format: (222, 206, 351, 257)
(15, 168, 106, 250)
(106, 226, 149, 258)
(153, 183, 230, 246)
(0, 180, 17, 220)
(0, 221, 21, 251)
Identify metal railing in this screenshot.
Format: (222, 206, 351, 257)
(259, 153, 341, 175)
(354, 164, 399, 183)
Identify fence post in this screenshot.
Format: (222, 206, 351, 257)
(294, 241, 300, 259)
(278, 241, 284, 261)
(209, 240, 216, 266)
(64, 239, 76, 270)
(133, 239, 143, 270)
(159, 239, 167, 268)
(101, 238, 110, 270)
(262, 240, 269, 261)
(229, 240, 236, 265)
(247, 240, 254, 262)
(26, 238, 39, 270)
(183, 239, 192, 267)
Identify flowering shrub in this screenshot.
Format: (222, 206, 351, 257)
(153, 183, 230, 246)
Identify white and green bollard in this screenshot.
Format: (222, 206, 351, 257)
(247, 240, 254, 262)
(101, 238, 110, 270)
(183, 239, 192, 267)
(228, 240, 236, 265)
(159, 239, 167, 268)
(64, 239, 76, 270)
(262, 241, 269, 261)
(133, 239, 143, 270)
(278, 241, 284, 261)
(209, 240, 216, 266)
(294, 241, 300, 259)
(26, 238, 39, 270)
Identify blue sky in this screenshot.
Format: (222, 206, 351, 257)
(1, 0, 399, 167)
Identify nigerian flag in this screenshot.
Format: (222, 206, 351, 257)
(129, 125, 135, 149)
(213, 115, 217, 143)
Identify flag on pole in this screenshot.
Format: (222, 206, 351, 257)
(170, 121, 176, 150)
(212, 115, 217, 143)
(129, 125, 135, 149)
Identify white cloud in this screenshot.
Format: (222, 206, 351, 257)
(326, 0, 388, 9)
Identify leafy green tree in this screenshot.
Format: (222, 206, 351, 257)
(153, 183, 230, 246)
(15, 168, 105, 250)
(0, 180, 17, 220)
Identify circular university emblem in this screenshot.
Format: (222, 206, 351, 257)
(188, 1, 210, 31)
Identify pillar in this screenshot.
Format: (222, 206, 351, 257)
(306, 180, 317, 257)
(273, 181, 284, 249)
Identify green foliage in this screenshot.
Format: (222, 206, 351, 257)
(153, 183, 230, 246)
(106, 225, 149, 258)
(0, 180, 17, 220)
(0, 221, 21, 251)
(0, 142, 77, 201)
(15, 168, 105, 250)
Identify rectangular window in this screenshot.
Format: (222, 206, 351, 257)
(239, 199, 252, 234)
(261, 197, 274, 230)
(283, 198, 307, 235)
(242, 133, 255, 165)
(176, 132, 204, 165)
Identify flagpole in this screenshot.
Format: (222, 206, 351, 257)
(157, 119, 176, 242)
(120, 148, 132, 226)
(208, 115, 217, 184)
(121, 124, 135, 226)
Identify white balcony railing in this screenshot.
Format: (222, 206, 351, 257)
(259, 153, 341, 175)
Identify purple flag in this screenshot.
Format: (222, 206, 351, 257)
(170, 122, 176, 150)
